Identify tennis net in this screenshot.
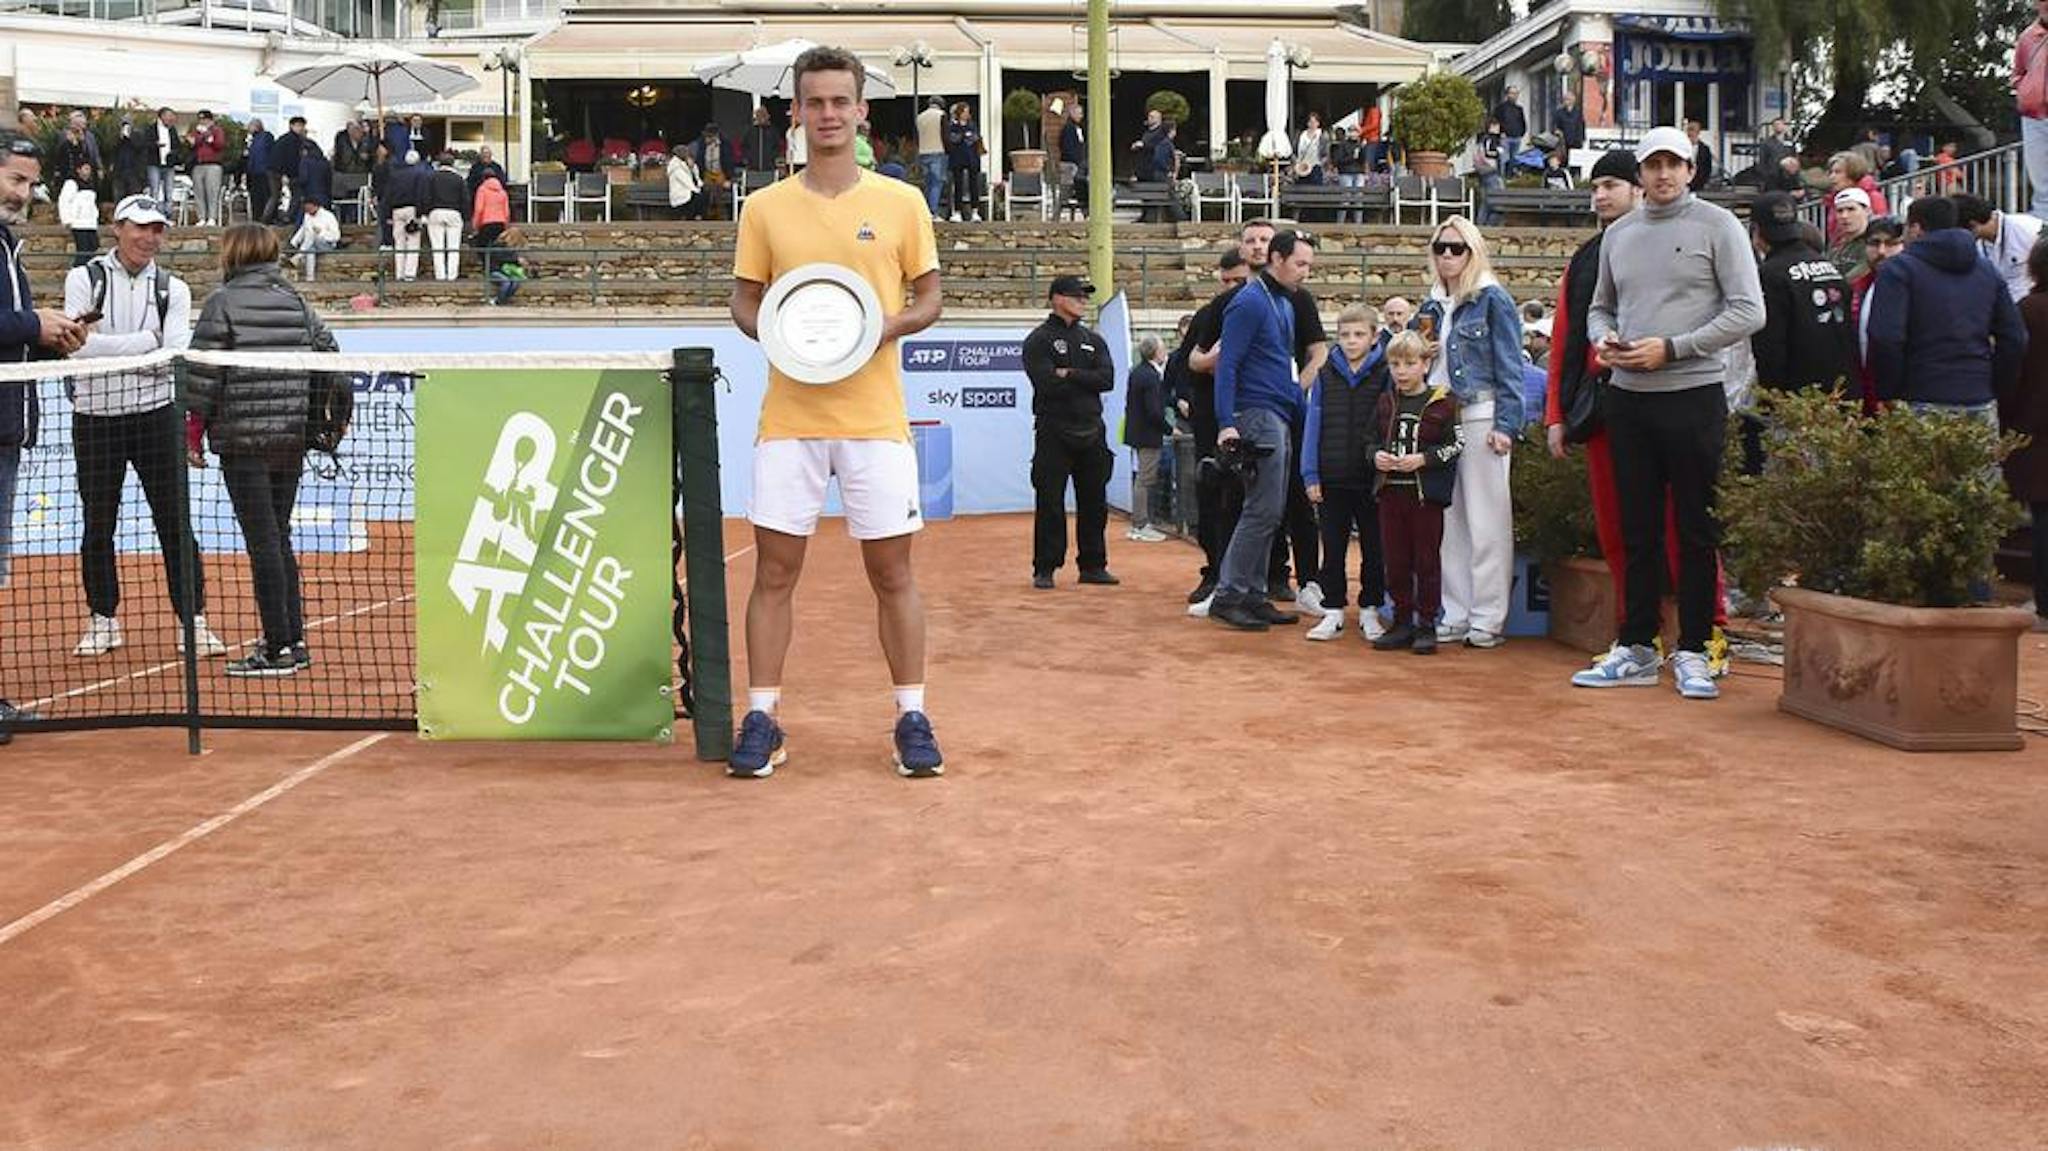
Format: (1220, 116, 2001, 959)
(0, 349, 729, 751)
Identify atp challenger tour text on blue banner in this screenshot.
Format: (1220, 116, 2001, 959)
(415, 369, 674, 742)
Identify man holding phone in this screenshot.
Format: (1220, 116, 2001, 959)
(62, 193, 223, 660)
(2, 131, 87, 740)
(1578, 127, 1762, 699)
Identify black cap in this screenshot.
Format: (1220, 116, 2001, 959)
(1049, 274, 1094, 299)
(1865, 215, 1905, 242)
(1751, 191, 1803, 244)
(1588, 149, 1639, 187)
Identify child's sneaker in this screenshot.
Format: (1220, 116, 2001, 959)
(1305, 611, 1343, 641)
(1295, 581, 1325, 616)
(1706, 626, 1731, 678)
(1570, 643, 1662, 688)
(1358, 608, 1387, 642)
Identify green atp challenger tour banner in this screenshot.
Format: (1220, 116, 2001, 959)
(416, 368, 675, 741)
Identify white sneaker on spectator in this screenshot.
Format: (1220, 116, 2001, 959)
(179, 615, 229, 659)
(1436, 621, 1470, 643)
(1465, 629, 1505, 649)
(73, 614, 123, 657)
(1671, 650, 1720, 700)
(1187, 592, 1215, 618)
(1359, 609, 1387, 642)
(1571, 643, 1662, 688)
(1126, 525, 1168, 542)
(1296, 581, 1325, 615)
(1305, 611, 1343, 641)
(949, 212, 963, 222)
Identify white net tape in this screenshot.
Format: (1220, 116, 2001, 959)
(0, 349, 681, 385)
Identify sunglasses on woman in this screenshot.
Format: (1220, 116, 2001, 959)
(1431, 240, 1470, 257)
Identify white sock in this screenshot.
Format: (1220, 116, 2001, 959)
(748, 688, 781, 717)
(893, 684, 926, 715)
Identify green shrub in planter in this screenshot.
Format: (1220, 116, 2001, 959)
(1722, 388, 2023, 608)
(1145, 90, 1192, 127)
(1389, 72, 1484, 157)
(1002, 88, 1043, 150)
(1510, 424, 1600, 565)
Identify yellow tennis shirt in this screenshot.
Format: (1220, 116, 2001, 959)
(734, 170, 940, 443)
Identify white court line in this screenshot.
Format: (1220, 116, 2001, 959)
(0, 733, 390, 949)
(21, 593, 418, 713)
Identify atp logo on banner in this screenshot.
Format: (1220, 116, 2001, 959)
(447, 412, 561, 654)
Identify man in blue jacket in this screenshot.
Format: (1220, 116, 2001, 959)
(1212, 228, 1316, 631)
(1, 132, 87, 742)
(1866, 195, 2026, 417)
(244, 118, 276, 225)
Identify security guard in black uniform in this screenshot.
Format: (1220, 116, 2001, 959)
(1022, 275, 1121, 589)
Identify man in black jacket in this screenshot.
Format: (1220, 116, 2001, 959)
(1553, 90, 1586, 155)
(1493, 86, 1527, 171)
(1023, 275, 1119, 588)
(386, 149, 428, 282)
(1123, 333, 1172, 541)
(1173, 248, 1250, 604)
(1750, 191, 1856, 395)
(1, 132, 84, 741)
(465, 145, 508, 199)
(1059, 100, 1087, 214)
(268, 117, 309, 224)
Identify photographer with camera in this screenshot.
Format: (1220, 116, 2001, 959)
(1211, 229, 1317, 631)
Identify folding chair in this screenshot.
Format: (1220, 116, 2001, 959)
(570, 172, 612, 223)
(331, 172, 369, 225)
(1431, 176, 1473, 226)
(221, 173, 252, 224)
(527, 170, 570, 222)
(1235, 171, 1278, 222)
(1189, 171, 1235, 223)
(1391, 174, 1430, 226)
(1005, 169, 1048, 221)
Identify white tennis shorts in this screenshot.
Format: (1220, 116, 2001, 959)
(749, 437, 924, 540)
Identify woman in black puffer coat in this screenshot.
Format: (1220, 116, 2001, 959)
(186, 223, 338, 678)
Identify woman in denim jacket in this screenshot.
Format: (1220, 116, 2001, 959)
(1413, 215, 1525, 647)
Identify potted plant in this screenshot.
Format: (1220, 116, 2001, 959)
(1145, 90, 1192, 130)
(1723, 389, 2034, 751)
(1511, 426, 1610, 652)
(1003, 88, 1046, 175)
(1389, 71, 1483, 179)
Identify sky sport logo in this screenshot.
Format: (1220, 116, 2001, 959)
(445, 395, 646, 725)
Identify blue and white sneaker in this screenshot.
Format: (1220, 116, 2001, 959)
(1671, 650, 1720, 700)
(728, 710, 787, 778)
(892, 710, 946, 778)
(1570, 643, 1662, 688)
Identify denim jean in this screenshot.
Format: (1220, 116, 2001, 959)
(919, 152, 947, 215)
(147, 165, 174, 206)
(1217, 406, 1292, 601)
(0, 445, 18, 588)
(1478, 171, 1505, 225)
(2025, 117, 2048, 218)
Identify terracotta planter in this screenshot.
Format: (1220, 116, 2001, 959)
(1009, 149, 1047, 175)
(1775, 587, 2034, 752)
(1543, 556, 1678, 654)
(1407, 150, 1452, 178)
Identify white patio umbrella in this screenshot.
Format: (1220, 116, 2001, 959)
(694, 38, 898, 100)
(1256, 38, 1292, 161)
(272, 47, 480, 120)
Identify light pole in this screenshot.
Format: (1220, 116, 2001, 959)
(480, 46, 522, 170)
(894, 40, 935, 109)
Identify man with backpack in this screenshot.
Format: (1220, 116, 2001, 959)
(62, 193, 224, 659)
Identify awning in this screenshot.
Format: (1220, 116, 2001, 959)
(1153, 20, 1434, 83)
(524, 19, 985, 93)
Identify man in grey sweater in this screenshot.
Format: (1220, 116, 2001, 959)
(1575, 125, 1764, 700)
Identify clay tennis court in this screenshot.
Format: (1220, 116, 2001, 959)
(3, 513, 2046, 1149)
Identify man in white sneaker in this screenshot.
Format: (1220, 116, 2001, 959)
(63, 193, 225, 659)
(1576, 127, 1762, 699)
(1122, 333, 1172, 542)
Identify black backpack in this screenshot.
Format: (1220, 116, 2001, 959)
(85, 261, 171, 331)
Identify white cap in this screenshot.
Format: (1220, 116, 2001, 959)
(1525, 316, 1552, 339)
(1634, 126, 1692, 165)
(113, 193, 170, 227)
(1833, 187, 1871, 211)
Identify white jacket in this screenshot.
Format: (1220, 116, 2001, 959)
(62, 253, 192, 415)
(58, 180, 98, 231)
(292, 209, 341, 249)
(667, 154, 701, 207)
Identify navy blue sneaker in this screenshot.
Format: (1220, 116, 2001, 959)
(728, 710, 787, 778)
(892, 711, 945, 778)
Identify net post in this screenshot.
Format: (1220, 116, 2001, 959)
(671, 347, 733, 762)
(174, 357, 203, 756)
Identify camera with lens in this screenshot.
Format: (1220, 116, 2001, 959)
(1200, 435, 1274, 485)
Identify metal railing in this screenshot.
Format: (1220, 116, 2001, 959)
(1797, 141, 2027, 231)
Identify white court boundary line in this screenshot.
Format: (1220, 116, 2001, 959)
(0, 733, 390, 949)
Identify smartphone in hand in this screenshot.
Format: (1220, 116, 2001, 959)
(72, 309, 102, 325)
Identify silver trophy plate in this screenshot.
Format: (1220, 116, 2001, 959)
(758, 263, 886, 385)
